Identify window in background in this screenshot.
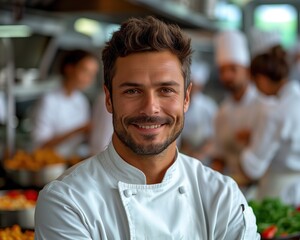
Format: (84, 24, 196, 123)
(214, 2, 242, 30)
(254, 4, 297, 48)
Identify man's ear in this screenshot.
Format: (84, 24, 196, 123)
(184, 82, 192, 113)
(104, 86, 113, 113)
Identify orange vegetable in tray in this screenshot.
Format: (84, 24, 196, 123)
(0, 224, 34, 240)
(3, 149, 67, 187)
(4, 149, 65, 171)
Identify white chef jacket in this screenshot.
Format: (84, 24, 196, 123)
(32, 87, 90, 157)
(214, 84, 260, 175)
(181, 92, 218, 148)
(241, 81, 300, 203)
(35, 142, 260, 240)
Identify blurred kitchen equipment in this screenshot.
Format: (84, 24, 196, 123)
(16, 68, 39, 87)
(1, 38, 16, 159)
(0, 190, 36, 229)
(0, 208, 34, 229)
(4, 149, 67, 187)
(6, 163, 67, 187)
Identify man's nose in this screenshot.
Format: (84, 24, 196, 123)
(139, 92, 160, 115)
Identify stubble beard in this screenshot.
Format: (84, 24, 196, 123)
(112, 111, 184, 156)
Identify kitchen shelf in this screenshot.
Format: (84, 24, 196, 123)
(127, 0, 219, 30)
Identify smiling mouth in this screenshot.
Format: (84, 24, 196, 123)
(137, 124, 162, 129)
(126, 116, 171, 130)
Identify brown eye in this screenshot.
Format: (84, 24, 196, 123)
(160, 88, 174, 94)
(124, 89, 140, 95)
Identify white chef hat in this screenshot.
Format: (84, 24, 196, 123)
(190, 60, 210, 86)
(214, 30, 250, 67)
(249, 27, 282, 58)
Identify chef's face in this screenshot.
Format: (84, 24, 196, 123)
(105, 51, 191, 155)
(69, 56, 99, 90)
(252, 74, 274, 96)
(218, 63, 249, 93)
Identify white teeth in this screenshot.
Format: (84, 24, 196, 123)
(138, 125, 161, 129)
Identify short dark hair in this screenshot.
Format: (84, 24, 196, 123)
(250, 45, 289, 82)
(102, 16, 192, 96)
(60, 49, 98, 76)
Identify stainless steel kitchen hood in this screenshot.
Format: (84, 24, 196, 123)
(127, 0, 218, 30)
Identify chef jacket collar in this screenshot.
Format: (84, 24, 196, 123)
(228, 83, 257, 105)
(105, 142, 179, 185)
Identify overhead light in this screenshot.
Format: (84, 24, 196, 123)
(74, 18, 101, 36)
(0, 25, 32, 38)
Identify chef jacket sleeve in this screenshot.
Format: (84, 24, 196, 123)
(35, 185, 93, 240)
(223, 181, 260, 240)
(241, 104, 280, 180)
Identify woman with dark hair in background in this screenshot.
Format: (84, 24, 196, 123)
(240, 45, 300, 205)
(32, 49, 99, 158)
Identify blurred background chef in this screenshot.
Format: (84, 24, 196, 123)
(211, 30, 260, 187)
(31, 49, 99, 158)
(179, 60, 218, 164)
(240, 39, 300, 206)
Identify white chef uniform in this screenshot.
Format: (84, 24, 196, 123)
(214, 84, 260, 176)
(35, 142, 260, 240)
(214, 30, 263, 179)
(32, 87, 90, 157)
(241, 81, 300, 205)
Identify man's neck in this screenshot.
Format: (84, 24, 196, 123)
(112, 135, 177, 184)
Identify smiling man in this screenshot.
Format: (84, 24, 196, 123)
(106, 51, 189, 184)
(35, 16, 260, 240)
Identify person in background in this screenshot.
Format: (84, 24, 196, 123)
(240, 45, 300, 206)
(212, 30, 260, 187)
(32, 49, 99, 158)
(179, 60, 218, 164)
(89, 89, 113, 154)
(35, 16, 259, 239)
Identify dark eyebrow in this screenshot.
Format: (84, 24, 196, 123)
(159, 81, 180, 87)
(119, 80, 180, 88)
(119, 82, 142, 88)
